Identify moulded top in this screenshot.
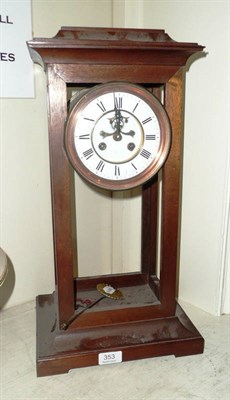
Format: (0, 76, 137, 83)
(27, 26, 204, 70)
(28, 26, 204, 50)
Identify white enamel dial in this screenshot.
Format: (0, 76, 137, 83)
(65, 82, 171, 190)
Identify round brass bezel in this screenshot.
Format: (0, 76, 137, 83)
(65, 82, 171, 190)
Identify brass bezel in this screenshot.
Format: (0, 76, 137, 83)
(65, 82, 171, 190)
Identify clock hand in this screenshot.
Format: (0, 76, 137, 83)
(121, 130, 135, 137)
(100, 111, 133, 140)
(114, 107, 124, 131)
(113, 107, 128, 141)
(100, 110, 124, 139)
(113, 129, 135, 141)
(100, 109, 122, 141)
(100, 130, 114, 138)
(99, 129, 122, 141)
(100, 128, 135, 140)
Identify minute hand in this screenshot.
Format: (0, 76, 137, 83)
(114, 107, 135, 138)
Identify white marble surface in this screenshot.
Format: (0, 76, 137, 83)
(0, 300, 229, 400)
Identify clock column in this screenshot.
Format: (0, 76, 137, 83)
(46, 66, 75, 325)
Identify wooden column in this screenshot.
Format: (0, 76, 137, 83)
(160, 69, 184, 311)
(141, 86, 163, 277)
(47, 66, 75, 326)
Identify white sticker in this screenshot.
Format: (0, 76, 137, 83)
(98, 351, 122, 365)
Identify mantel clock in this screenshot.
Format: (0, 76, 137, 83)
(27, 27, 205, 377)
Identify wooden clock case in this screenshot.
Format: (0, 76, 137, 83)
(27, 27, 205, 377)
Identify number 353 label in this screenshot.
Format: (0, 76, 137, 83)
(98, 351, 122, 365)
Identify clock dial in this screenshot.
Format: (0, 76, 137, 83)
(65, 82, 171, 190)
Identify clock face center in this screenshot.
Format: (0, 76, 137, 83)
(91, 108, 144, 164)
(113, 132, 122, 141)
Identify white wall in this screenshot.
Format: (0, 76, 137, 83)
(0, 0, 113, 308)
(140, 0, 230, 315)
(1, 0, 229, 315)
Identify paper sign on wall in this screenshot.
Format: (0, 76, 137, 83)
(0, 0, 34, 98)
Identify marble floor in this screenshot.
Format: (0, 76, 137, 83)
(0, 300, 229, 400)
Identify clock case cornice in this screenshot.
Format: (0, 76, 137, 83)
(27, 27, 204, 79)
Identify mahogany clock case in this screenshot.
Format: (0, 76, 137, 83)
(27, 27, 205, 377)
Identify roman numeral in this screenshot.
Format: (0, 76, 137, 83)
(115, 96, 122, 109)
(140, 149, 151, 159)
(97, 101, 106, 112)
(142, 117, 152, 125)
(96, 160, 105, 172)
(145, 134, 156, 140)
(131, 163, 137, 170)
(115, 165, 120, 176)
(82, 148, 94, 160)
(79, 134, 90, 140)
(83, 117, 95, 122)
(132, 102, 139, 113)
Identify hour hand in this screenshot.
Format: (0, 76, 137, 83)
(121, 130, 135, 137)
(100, 130, 114, 139)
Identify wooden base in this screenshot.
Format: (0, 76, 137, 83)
(36, 291, 204, 377)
